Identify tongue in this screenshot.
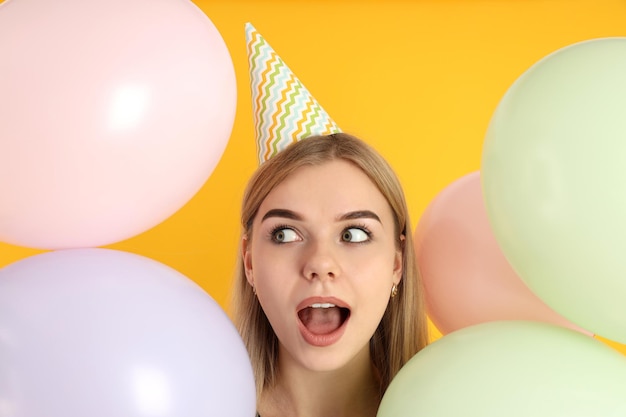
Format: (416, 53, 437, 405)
(299, 307, 342, 335)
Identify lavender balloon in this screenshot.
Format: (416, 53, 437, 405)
(0, 249, 255, 417)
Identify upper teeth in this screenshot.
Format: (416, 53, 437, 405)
(311, 303, 336, 308)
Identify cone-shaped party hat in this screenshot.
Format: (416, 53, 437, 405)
(245, 23, 341, 164)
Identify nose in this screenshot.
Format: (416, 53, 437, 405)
(302, 240, 340, 281)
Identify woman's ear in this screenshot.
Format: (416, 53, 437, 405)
(242, 235, 254, 286)
(393, 234, 405, 284)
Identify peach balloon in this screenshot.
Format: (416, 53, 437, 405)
(414, 171, 591, 336)
(0, 0, 236, 249)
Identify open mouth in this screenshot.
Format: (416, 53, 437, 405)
(297, 303, 351, 335)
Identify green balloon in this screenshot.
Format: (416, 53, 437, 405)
(378, 321, 626, 417)
(481, 38, 626, 343)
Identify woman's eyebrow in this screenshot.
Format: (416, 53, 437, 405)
(261, 208, 302, 222)
(339, 210, 381, 223)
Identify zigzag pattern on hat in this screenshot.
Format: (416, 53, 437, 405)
(245, 23, 341, 164)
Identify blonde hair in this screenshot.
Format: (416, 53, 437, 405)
(232, 133, 428, 398)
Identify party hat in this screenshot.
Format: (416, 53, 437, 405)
(245, 23, 341, 164)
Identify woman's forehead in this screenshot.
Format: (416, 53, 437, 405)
(258, 160, 392, 220)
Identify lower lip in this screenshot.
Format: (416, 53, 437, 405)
(297, 315, 349, 347)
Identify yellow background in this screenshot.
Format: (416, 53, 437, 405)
(1, 0, 625, 353)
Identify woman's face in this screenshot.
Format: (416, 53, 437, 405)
(243, 159, 402, 372)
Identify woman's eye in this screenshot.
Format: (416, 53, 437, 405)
(272, 228, 299, 243)
(342, 228, 369, 243)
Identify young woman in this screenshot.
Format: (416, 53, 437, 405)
(232, 133, 428, 417)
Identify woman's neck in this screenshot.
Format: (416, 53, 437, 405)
(257, 346, 381, 417)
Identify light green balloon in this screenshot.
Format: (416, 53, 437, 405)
(481, 38, 626, 343)
(378, 321, 626, 417)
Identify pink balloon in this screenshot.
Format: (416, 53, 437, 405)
(0, 0, 236, 249)
(414, 171, 591, 336)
